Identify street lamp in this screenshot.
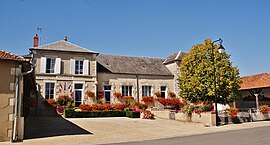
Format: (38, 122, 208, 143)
(212, 38, 225, 126)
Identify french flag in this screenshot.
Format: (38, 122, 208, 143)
(59, 83, 63, 93)
(68, 84, 72, 93)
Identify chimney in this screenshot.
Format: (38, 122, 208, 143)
(64, 36, 68, 41)
(33, 34, 39, 47)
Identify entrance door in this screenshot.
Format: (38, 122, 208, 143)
(104, 86, 111, 104)
(74, 84, 83, 106)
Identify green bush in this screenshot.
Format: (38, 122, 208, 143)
(124, 108, 133, 111)
(126, 111, 140, 118)
(64, 108, 140, 118)
(64, 109, 126, 118)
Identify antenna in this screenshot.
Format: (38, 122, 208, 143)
(37, 27, 42, 45)
(37, 27, 47, 45)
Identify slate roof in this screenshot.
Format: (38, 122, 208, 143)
(240, 73, 270, 90)
(163, 51, 186, 64)
(97, 54, 173, 76)
(30, 40, 98, 54)
(0, 49, 27, 61)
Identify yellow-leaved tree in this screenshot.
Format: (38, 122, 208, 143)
(179, 39, 242, 104)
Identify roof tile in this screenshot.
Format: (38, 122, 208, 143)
(240, 73, 270, 90)
(0, 50, 27, 61)
(97, 54, 173, 76)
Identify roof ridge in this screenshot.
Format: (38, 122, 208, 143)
(65, 40, 98, 53)
(98, 53, 164, 60)
(32, 40, 98, 54)
(175, 50, 182, 60)
(242, 73, 269, 78)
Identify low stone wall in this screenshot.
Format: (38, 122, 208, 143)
(152, 110, 215, 126)
(175, 112, 214, 126)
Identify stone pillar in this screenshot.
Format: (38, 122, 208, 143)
(254, 94, 259, 110)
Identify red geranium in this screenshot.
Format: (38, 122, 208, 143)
(142, 96, 154, 102)
(113, 92, 122, 99)
(79, 104, 92, 111)
(156, 97, 166, 106)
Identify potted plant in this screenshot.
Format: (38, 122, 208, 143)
(260, 105, 269, 114)
(226, 107, 240, 123)
(143, 110, 155, 119)
(181, 104, 195, 122)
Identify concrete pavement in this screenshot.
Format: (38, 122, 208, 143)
(1, 117, 270, 145)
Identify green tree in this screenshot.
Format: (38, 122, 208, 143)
(178, 39, 242, 104)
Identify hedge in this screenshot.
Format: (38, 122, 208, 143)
(126, 111, 140, 118)
(64, 109, 126, 118)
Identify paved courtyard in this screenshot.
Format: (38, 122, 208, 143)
(1, 116, 270, 145)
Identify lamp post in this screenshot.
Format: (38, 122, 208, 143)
(211, 38, 225, 126)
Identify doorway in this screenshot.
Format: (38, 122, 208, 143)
(74, 84, 83, 106)
(104, 86, 111, 104)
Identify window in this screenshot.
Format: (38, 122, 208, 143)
(104, 86, 111, 103)
(142, 86, 151, 96)
(40, 57, 61, 74)
(70, 59, 89, 75)
(74, 84, 83, 106)
(122, 86, 132, 96)
(160, 86, 166, 98)
(45, 83, 55, 99)
(75, 60, 84, 74)
(46, 58, 56, 73)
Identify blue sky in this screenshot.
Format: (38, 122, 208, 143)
(0, 0, 269, 76)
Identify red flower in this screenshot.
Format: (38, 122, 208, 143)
(142, 96, 154, 102)
(156, 97, 166, 106)
(226, 107, 239, 118)
(194, 109, 200, 114)
(79, 104, 92, 111)
(113, 92, 122, 98)
(47, 99, 56, 107)
(113, 103, 125, 110)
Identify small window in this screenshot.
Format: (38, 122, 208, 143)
(122, 86, 132, 96)
(160, 86, 166, 98)
(142, 86, 151, 96)
(45, 83, 55, 99)
(46, 58, 56, 73)
(75, 60, 84, 74)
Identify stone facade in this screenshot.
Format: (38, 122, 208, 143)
(31, 42, 98, 109)
(97, 73, 174, 103)
(0, 51, 35, 142)
(30, 36, 184, 108)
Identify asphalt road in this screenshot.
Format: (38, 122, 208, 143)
(106, 126, 270, 145)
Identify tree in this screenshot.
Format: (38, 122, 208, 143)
(178, 39, 242, 104)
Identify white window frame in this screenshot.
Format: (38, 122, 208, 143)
(44, 81, 56, 100)
(122, 86, 133, 97)
(103, 85, 112, 104)
(160, 86, 167, 98)
(70, 58, 89, 75)
(75, 60, 84, 74)
(46, 58, 56, 73)
(40, 56, 61, 74)
(142, 86, 152, 96)
(73, 81, 85, 106)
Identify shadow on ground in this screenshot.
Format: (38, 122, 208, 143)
(24, 116, 92, 139)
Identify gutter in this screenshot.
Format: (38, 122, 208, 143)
(12, 50, 35, 142)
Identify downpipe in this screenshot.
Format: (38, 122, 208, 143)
(12, 51, 35, 142)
